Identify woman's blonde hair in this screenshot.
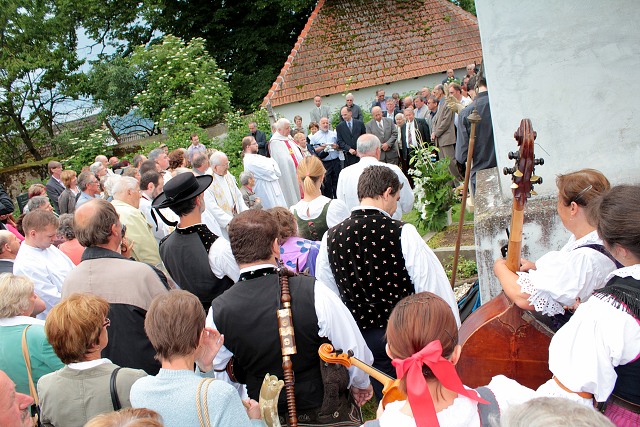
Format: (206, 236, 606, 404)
(0, 274, 34, 318)
(85, 408, 164, 427)
(296, 156, 325, 198)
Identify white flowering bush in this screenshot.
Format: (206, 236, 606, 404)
(131, 35, 232, 132)
(63, 128, 113, 172)
(410, 145, 458, 231)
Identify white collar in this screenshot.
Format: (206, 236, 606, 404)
(352, 205, 391, 217)
(0, 316, 45, 327)
(239, 263, 276, 274)
(606, 264, 640, 281)
(68, 358, 112, 370)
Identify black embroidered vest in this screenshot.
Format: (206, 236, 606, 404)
(596, 275, 640, 405)
(212, 271, 324, 412)
(159, 224, 233, 312)
(326, 208, 413, 330)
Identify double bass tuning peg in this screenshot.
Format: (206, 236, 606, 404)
(503, 166, 516, 176)
(534, 158, 544, 166)
(508, 151, 520, 160)
(530, 175, 543, 185)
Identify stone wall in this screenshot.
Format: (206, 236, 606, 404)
(0, 160, 51, 202)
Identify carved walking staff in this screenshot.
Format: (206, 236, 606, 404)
(450, 107, 481, 287)
(277, 267, 298, 427)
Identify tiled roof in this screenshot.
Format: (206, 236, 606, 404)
(262, 0, 482, 108)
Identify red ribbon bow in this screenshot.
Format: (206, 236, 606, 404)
(392, 340, 488, 427)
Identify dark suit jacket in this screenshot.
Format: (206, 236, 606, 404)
(383, 110, 400, 123)
(400, 118, 430, 161)
(46, 177, 65, 214)
(0, 259, 13, 274)
(249, 130, 269, 157)
(0, 184, 14, 215)
(339, 104, 363, 122)
(336, 119, 366, 153)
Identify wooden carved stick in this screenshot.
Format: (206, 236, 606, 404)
(277, 267, 298, 427)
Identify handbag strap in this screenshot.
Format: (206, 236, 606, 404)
(110, 367, 123, 411)
(196, 378, 214, 427)
(21, 325, 39, 406)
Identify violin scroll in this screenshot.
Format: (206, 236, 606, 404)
(318, 343, 352, 369)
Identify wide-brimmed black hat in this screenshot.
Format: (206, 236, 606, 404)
(152, 172, 212, 210)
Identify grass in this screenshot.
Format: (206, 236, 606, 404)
(362, 397, 379, 421)
(442, 256, 478, 281)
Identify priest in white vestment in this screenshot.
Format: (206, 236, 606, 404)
(12, 210, 74, 319)
(241, 136, 286, 209)
(205, 151, 248, 238)
(269, 118, 303, 207)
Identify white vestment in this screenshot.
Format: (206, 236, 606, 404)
(204, 173, 248, 238)
(13, 243, 75, 319)
(269, 132, 303, 207)
(242, 154, 286, 208)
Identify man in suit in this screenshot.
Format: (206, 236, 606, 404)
(0, 230, 20, 274)
(340, 93, 363, 122)
(370, 89, 386, 111)
(336, 106, 366, 167)
(45, 161, 65, 214)
(413, 95, 428, 119)
(247, 121, 268, 157)
(309, 95, 331, 125)
(431, 85, 461, 180)
(366, 107, 398, 165)
(424, 96, 438, 132)
(399, 107, 430, 179)
(383, 97, 400, 123)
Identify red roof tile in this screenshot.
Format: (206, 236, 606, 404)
(262, 0, 482, 108)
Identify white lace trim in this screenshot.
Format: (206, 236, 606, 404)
(562, 230, 602, 252)
(605, 264, 640, 282)
(518, 272, 565, 316)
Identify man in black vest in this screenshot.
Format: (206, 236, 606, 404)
(208, 210, 373, 425)
(153, 172, 236, 312)
(316, 165, 460, 399)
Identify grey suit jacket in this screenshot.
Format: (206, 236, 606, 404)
(309, 105, 331, 124)
(0, 259, 13, 274)
(366, 118, 399, 164)
(432, 100, 456, 147)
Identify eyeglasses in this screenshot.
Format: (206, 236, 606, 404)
(103, 318, 111, 328)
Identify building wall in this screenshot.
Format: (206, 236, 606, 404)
(270, 67, 467, 125)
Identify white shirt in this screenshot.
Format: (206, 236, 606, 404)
(208, 236, 240, 282)
(316, 206, 460, 326)
(289, 196, 349, 227)
(139, 193, 171, 244)
(336, 156, 414, 220)
(68, 358, 112, 371)
(242, 153, 286, 209)
(13, 243, 75, 319)
(536, 264, 640, 404)
(517, 230, 617, 316)
(207, 264, 373, 392)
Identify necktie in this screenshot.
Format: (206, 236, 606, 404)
(378, 121, 383, 131)
(348, 121, 352, 132)
(408, 123, 413, 147)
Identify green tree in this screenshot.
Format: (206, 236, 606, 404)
(0, 0, 86, 160)
(130, 35, 232, 131)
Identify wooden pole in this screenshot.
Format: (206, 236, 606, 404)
(450, 108, 481, 288)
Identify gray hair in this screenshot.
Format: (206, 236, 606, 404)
(0, 274, 35, 318)
(26, 196, 50, 212)
(77, 171, 96, 191)
(497, 397, 614, 427)
(103, 175, 121, 197)
(239, 171, 254, 186)
(209, 151, 228, 167)
(0, 231, 14, 255)
(89, 162, 104, 175)
(111, 176, 138, 197)
(192, 152, 209, 169)
(275, 118, 290, 132)
(357, 134, 381, 155)
(95, 155, 108, 163)
(57, 213, 76, 241)
(148, 148, 164, 162)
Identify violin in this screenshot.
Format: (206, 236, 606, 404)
(318, 343, 406, 408)
(456, 119, 552, 390)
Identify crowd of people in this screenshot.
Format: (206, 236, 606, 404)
(0, 65, 636, 427)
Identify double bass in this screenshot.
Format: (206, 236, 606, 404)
(456, 119, 551, 390)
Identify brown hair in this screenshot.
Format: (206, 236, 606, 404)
(308, 122, 319, 132)
(269, 207, 297, 244)
(60, 169, 77, 188)
(229, 210, 278, 264)
(241, 136, 254, 158)
(84, 408, 163, 427)
(22, 210, 58, 234)
(386, 292, 458, 392)
(168, 149, 185, 170)
(296, 156, 325, 198)
(27, 183, 46, 199)
(144, 290, 205, 362)
(357, 165, 401, 201)
(590, 185, 640, 260)
(74, 199, 120, 247)
(45, 293, 110, 364)
(556, 168, 610, 207)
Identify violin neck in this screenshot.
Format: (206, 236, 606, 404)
(506, 202, 525, 273)
(350, 356, 395, 387)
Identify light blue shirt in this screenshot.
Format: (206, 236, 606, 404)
(310, 130, 339, 161)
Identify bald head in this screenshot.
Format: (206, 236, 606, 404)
(0, 231, 20, 259)
(74, 199, 121, 250)
(357, 134, 381, 158)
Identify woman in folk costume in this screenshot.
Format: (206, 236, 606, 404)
(495, 169, 620, 329)
(536, 185, 640, 426)
(269, 118, 304, 207)
(366, 292, 533, 427)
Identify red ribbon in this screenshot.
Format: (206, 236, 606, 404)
(392, 340, 488, 427)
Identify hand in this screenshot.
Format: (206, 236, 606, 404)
(349, 148, 356, 155)
(120, 237, 134, 258)
(351, 384, 373, 407)
(255, 197, 261, 204)
(195, 327, 224, 372)
(493, 258, 507, 275)
(381, 143, 390, 151)
(244, 399, 261, 420)
(564, 297, 581, 312)
(519, 258, 536, 272)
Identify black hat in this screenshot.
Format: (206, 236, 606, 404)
(152, 172, 212, 210)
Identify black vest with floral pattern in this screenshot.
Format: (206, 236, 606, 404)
(327, 208, 413, 330)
